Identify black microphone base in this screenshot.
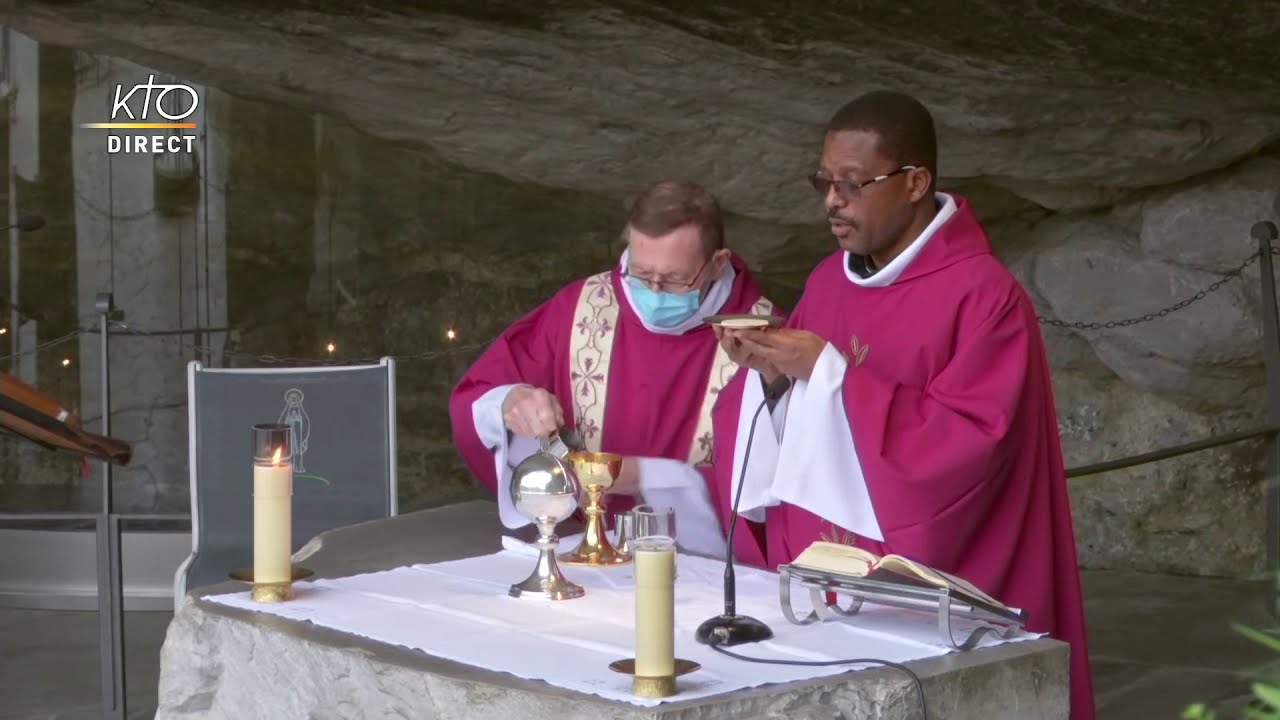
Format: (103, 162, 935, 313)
(695, 614, 773, 646)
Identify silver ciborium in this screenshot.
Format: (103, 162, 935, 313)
(508, 435, 586, 600)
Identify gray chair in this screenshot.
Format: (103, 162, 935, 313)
(173, 358, 398, 610)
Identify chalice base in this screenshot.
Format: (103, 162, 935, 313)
(559, 541, 629, 566)
(509, 567, 585, 600)
(509, 537, 585, 601)
(559, 484, 630, 566)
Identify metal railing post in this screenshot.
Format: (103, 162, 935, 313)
(1253, 221, 1280, 618)
(94, 291, 125, 720)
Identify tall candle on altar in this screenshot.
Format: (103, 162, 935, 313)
(633, 536, 676, 678)
(252, 423, 293, 584)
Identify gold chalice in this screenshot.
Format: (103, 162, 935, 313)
(558, 451, 630, 566)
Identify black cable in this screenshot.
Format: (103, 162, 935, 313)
(715, 372, 928, 719)
(708, 642, 928, 719)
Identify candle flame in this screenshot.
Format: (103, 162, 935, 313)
(446, 328, 457, 341)
(272, 446, 283, 465)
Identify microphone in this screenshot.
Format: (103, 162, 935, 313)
(695, 373, 792, 647)
(2, 214, 45, 232)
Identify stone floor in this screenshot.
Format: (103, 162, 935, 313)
(1082, 570, 1272, 718)
(0, 568, 1274, 719)
(0, 608, 170, 720)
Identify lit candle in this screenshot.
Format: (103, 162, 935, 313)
(252, 424, 293, 584)
(634, 536, 676, 677)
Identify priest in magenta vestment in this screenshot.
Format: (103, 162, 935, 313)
(707, 93, 1096, 719)
(449, 180, 783, 557)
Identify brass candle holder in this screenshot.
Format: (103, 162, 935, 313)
(608, 658, 701, 698)
(558, 451, 630, 566)
(229, 566, 315, 603)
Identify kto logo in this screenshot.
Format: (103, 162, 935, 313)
(79, 74, 200, 155)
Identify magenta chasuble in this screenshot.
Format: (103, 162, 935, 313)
(450, 252, 782, 522)
(709, 194, 1096, 720)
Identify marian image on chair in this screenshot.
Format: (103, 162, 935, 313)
(173, 358, 398, 608)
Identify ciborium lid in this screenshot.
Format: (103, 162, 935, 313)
(511, 441, 580, 524)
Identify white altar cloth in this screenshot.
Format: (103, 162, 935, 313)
(204, 542, 1042, 706)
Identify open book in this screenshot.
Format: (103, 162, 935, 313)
(789, 541, 1022, 622)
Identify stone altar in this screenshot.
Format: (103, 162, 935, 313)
(156, 500, 1070, 719)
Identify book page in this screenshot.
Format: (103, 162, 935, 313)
(791, 541, 879, 576)
(790, 542, 1011, 618)
(877, 556, 1005, 610)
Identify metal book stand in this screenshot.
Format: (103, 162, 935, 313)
(777, 564, 1029, 651)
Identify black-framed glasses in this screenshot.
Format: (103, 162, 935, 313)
(622, 255, 711, 293)
(809, 165, 918, 200)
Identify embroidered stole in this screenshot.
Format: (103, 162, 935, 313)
(568, 271, 774, 466)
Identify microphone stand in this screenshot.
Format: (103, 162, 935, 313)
(695, 375, 790, 647)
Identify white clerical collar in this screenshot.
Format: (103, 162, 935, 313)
(617, 249, 734, 335)
(843, 192, 957, 288)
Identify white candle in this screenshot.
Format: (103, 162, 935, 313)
(253, 446, 293, 584)
(634, 537, 676, 677)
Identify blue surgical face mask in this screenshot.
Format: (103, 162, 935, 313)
(627, 277, 703, 328)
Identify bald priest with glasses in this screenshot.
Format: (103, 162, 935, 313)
(449, 179, 785, 557)
(707, 91, 1096, 720)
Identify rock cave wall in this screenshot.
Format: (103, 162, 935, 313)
(0, 0, 1276, 577)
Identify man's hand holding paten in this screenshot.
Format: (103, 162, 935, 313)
(715, 326, 784, 383)
(731, 328, 829, 382)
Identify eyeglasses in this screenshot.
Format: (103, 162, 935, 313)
(808, 165, 918, 201)
(622, 255, 711, 293)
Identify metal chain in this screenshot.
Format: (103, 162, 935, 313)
(2, 247, 1277, 365)
(105, 322, 492, 366)
(1039, 247, 1275, 330)
(0, 329, 83, 362)
(181, 341, 492, 366)
(0, 322, 492, 366)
